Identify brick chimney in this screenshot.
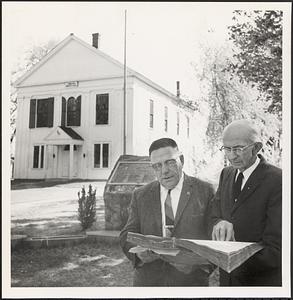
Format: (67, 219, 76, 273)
(176, 81, 180, 97)
(92, 33, 100, 49)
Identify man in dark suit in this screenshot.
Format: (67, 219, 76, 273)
(120, 138, 215, 286)
(210, 119, 282, 286)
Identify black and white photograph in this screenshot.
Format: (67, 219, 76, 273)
(2, 1, 291, 298)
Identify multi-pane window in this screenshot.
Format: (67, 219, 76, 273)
(96, 94, 109, 125)
(176, 112, 180, 135)
(164, 106, 168, 132)
(61, 96, 81, 126)
(149, 100, 154, 128)
(186, 116, 190, 138)
(33, 145, 44, 168)
(94, 143, 109, 168)
(29, 98, 54, 128)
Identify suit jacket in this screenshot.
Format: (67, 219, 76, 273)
(119, 174, 215, 286)
(209, 155, 282, 286)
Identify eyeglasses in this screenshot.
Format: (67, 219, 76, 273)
(151, 159, 178, 172)
(220, 143, 255, 155)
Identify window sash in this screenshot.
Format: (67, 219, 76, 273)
(96, 94, 109, 125)
(149, 100, 154, 128)
(177, 112, 180, 135)
(33, 145, 45, 168)
(164, 106, 168, 132)
(30, 98, 54, 128)
(94, 143, 109, 168)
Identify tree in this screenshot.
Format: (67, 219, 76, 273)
(228, 10, 282, 117)
(78, 185, 97, 231)
(10, 39, 59, 146)
(193, 44, 249, 156)
(192, 40, 282, 173)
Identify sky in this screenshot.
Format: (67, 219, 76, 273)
(2, 2, 252, 100)
(3, 2, 289, 100)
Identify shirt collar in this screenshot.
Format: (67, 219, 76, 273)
(237, 156, 260, 180)
(160, 172, 184, 193)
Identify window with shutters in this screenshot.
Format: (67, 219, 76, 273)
(94, 143, 109, 168)
(29, 98, 54, 128)
(96, 94, 109, 125)
(33, 145, 45, 168)
(164, 106, 168, 132)
(61, 96, 81, 126)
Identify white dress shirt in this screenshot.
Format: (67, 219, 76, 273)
(235, 156, 260, 190)
(160, 173, 184, 237)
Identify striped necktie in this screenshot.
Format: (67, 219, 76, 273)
(165, 189, 174, 237)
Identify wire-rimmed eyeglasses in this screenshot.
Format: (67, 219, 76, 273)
(220, 143, 255, 155)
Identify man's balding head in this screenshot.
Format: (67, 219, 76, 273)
(223, 119, 260, 144)
(222, 119, 262, 172)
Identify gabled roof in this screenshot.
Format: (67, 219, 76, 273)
(44, 126, 84, 145)
(59, 126, 83, 140)
(15, 33, 196, 111)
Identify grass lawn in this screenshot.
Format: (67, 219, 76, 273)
(11, 240, 133, 287)
(11, 239, 219, 287)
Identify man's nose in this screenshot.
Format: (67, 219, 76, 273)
(161, 163, 170, 173)
(228, 150, 238, 159)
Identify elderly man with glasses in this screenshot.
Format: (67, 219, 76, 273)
(120, 137, 215, 286)
(210, 119, 282, 286)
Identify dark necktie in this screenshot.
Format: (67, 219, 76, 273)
(233, 172, 244, 201)
(165, 189, 174, 236)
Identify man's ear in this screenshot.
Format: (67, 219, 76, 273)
(179, 154, 184, 165)
(253, 142, 263, 154)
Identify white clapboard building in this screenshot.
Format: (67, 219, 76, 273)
(13, 33, 201, 180)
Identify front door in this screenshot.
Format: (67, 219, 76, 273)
(61, 146, 78, 177)
(62, 151, 69, 177)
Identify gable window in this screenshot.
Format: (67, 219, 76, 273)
(96, 94, 109, 125)
(186, 116, 190, 138)
(94, 143, 109, 168)
(149, 100, 154, 128)
(61, 96, 81, 126)
(176, 112, 180, 135)
(33, 145, 45, 168)
(164, 106, 168, 132)
(29, 98, 54, 128)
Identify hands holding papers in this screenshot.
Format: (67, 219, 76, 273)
(130, 245, 210, 274)
(130, 246, 160, 263)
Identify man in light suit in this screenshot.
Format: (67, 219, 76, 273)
(120, 138, 215, 286)
(210, 119, 282, 286)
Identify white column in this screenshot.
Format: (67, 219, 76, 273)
(69, 144, 74, 179)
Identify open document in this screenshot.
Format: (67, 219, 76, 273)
(127, 232, 264, 273)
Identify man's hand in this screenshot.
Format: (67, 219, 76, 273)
(136, 249, 159, 264)
(212, 220, 235, 241)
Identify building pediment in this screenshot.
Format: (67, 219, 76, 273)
(44, 126, 84, 145)
(15, 34, 125, 88)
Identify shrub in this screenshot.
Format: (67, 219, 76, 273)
(78, 184, 96, 230)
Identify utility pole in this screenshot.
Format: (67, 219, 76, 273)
(123, 9, 127, 155)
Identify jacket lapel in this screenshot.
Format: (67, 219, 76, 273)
(174, 174, 192, 226)
(231, 156, 266, 214)
(149, 181, 163, 234)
